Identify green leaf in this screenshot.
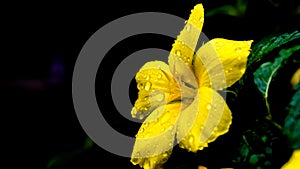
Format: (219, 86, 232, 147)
(248, 31, 300, 67)
(46, 138, 94, 169)
(253, 45, 300, 116)
(283, 83, 300, 149)
(206, 0, 248, 17)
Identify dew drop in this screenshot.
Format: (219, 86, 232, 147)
(199, 17, 204, 22)
(238, 56, 242, 60)
(240, 68, 246, 74)
(138, 114, 145, 120)
(140, 128, 144, 133)
(235, 47, 242, 52)
(131, 158, 139, 164)
(131, 108, 137, 118)
(206, 104, 212, 110)
(179, 144, 184, 149)
(146, 75, 150, 81)
(137, 83, 144, 90)
(186, 24, 191, 31)
(144, 82, 152, 91)
(169, 124, 174, 130)
(162, 153, 168, 157)
(157, 73, 162, 79)
(175, 50, 182, 56)
(155, 93, 164, 102)
(188, 135, 194, 143)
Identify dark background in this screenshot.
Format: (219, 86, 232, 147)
(2, 0, 299, 168)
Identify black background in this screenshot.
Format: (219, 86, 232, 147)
(2, 0, 299, 169)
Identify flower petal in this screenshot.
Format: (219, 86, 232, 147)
(131, 61, 180, 119)
(193, 38, 253, 90)
(131, 103, 181, 169)
(281, 149, 300, 169)
(169, 4, 204, 69)
(176, 87, 232, 152)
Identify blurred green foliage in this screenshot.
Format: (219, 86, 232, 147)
(283, 84, 300, 149)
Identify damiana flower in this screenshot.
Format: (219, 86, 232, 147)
(130, 3, 253, 169)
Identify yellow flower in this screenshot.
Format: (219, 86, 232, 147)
(130, 3, 253, 169)
(281, 149, 300, 169)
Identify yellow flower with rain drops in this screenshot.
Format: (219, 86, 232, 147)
(130, 3, 253, 169)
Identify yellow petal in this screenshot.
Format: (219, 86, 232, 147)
(169, 4, 204, 69)
(281, 149, 300, 169)
(131, 103, 181, 169)
(176, 87, 232, 152)
(194, 38, 253, 90)
(291, 68, 300, 87)
(132, 61, 180, 119)
(169, 55, 199, 101)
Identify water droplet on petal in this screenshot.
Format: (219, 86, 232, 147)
(240, 68, 246, 74)
(206, 104, 212, 110)
(137, 83, 144, 90)
(155, 93, 164, 102)
(186, 24, 191, 31)
(188, 135, 194, 143)
(146, 75, 150, 81)
(157, 73, 162, 79)
(162, 153, 168, 157)
(175, 50, 181, 56)
(138, 114, 145, 120)
(199, 17, 204, 22)
(235, 47, 242, 52)
(144, 82, 152, 91)
(131, 158, 139, 164)
(169, 125, 174, 130)
(140, 128, 144, 133)
(238, 56, 242, 60)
